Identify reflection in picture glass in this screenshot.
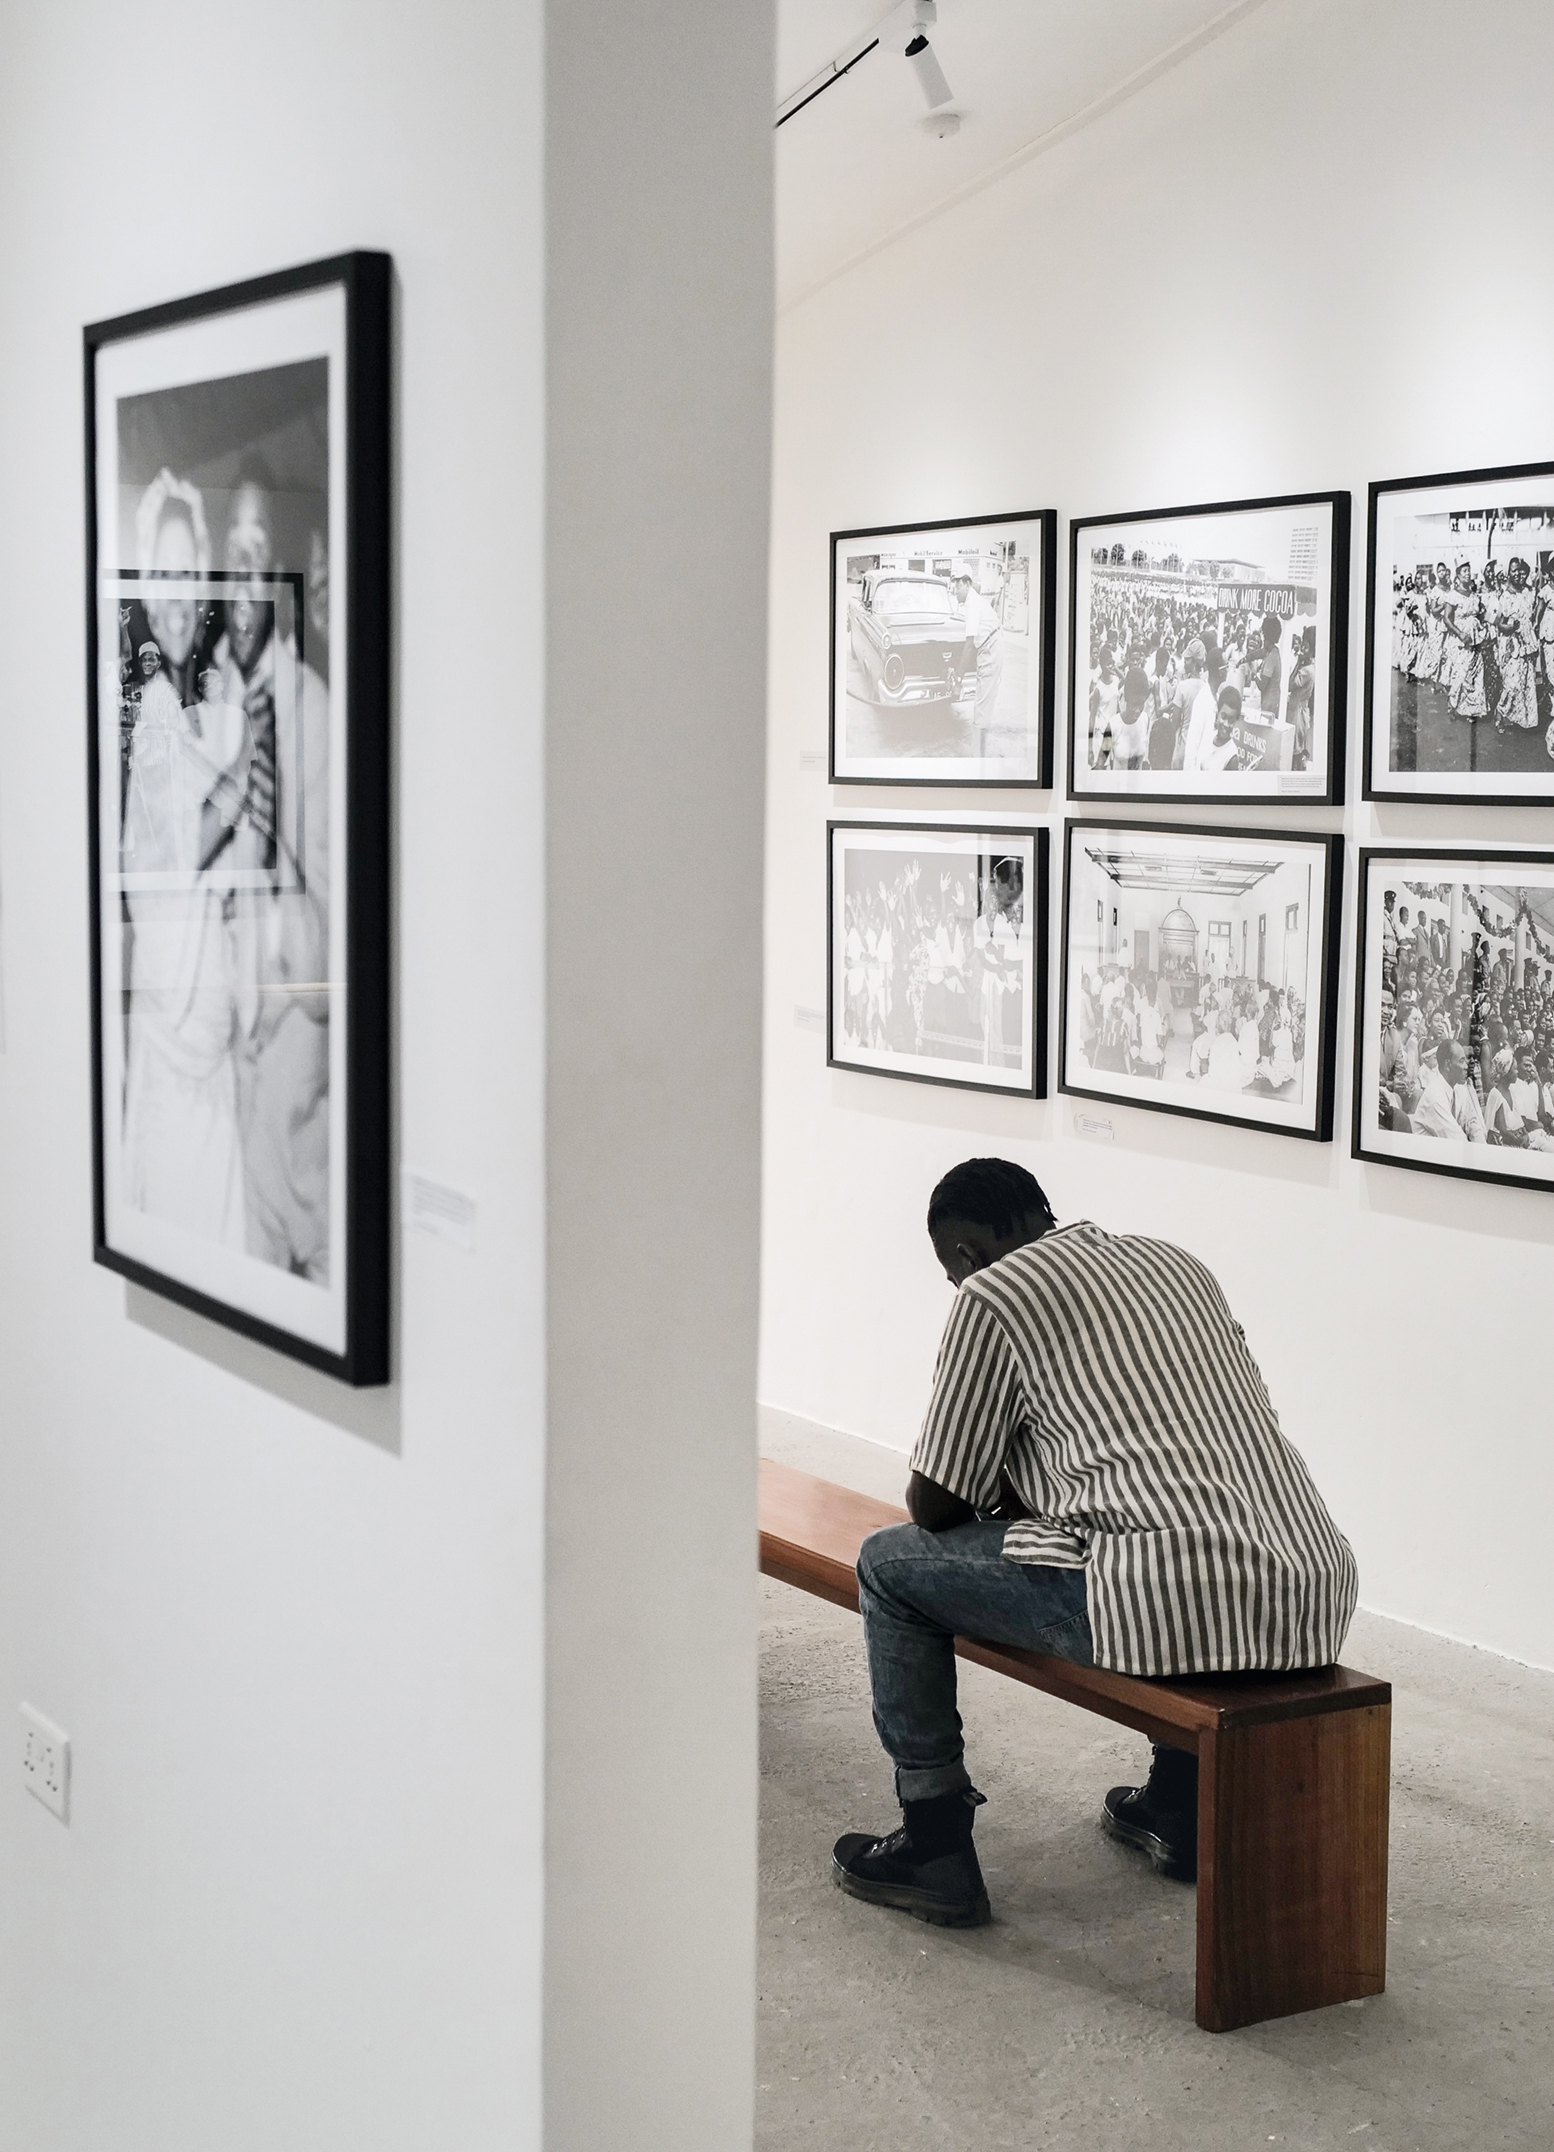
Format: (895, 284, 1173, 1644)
(111, 361, 332, 1276)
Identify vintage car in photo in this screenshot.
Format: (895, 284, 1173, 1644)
(847, 570, 976, 711)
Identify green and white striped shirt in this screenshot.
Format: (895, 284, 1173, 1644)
(911, 1222, 1358, 1677)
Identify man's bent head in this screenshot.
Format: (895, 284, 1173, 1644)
(927, 1157, 1055, 1286)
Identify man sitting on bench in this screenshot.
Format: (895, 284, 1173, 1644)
(832, 1157, 1358, 1928)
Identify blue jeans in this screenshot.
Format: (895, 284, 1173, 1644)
(857, 1520, 1094, 1802)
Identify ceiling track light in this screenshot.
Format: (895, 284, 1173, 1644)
(905, 0, 954, 111)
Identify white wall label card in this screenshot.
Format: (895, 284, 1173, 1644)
(403, 1171, 476, 1252)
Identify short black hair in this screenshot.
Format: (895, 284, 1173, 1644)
(927, 1157, 1054, 1239)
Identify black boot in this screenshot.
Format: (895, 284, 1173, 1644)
(832, 1787, 991, 1927)
(1102, 1742, 1198, 1881)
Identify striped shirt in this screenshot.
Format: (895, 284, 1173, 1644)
(910, 1222, 1357, 1677)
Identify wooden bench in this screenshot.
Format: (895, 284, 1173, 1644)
(760, 1458, 1390, 2033)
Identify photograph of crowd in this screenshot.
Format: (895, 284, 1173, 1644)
(91, 280, 359, 1366)
(829, 823, 1045, 1095)
(1354, 852, 1554, 1191)
(1069, 496, 1343, 803)
(831, 512, 1052, 786)
(1368, 468, 1554, 800)
(1061, 821, 1338, 1139)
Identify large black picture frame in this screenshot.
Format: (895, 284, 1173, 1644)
(829, 509, 1057, 789)
(1352, 845, 1554, 1194)
(1362, 460, 1554, 805)
(1067, 491, 1349, 807)
(85, 251, 391, 1385)
(827, 820, 1049, 1098)
(1058, 816, 1344, 1143)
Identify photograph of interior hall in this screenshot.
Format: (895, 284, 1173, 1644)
(1068, 835, 1317, 1106)
(2, 6, 1553, 2152)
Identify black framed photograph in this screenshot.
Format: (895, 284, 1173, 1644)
(86, 252, 391, 1385)
(1059, 819, 1342, 1141)
(828, 821, 1047, 1096)
(1068, 493, 1348, 804)
(1364, 463, 1554, 803)
(829, 511, 1055, 786)
(1353, 849, 1554, 1192)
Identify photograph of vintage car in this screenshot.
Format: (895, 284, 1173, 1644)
(829, 510, 1054, 786)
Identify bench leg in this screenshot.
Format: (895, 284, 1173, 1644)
(1194, 1703, 1390, 2033)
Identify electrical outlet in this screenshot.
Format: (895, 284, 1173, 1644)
(21, 1704, 70, 1822)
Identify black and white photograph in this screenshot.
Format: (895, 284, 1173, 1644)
(1365, 464, 1554, 802)
(829, 511, 1055, 786)
(828, 822, 1046, 1095)
(1060, 819, 1341, 1140)
(1353, 850, 1554, 1193)
(1068, 494, 1347, 804)
(87, 254, 390, 1383)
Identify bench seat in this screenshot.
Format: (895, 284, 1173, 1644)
(760, 1457, 1391, 2033)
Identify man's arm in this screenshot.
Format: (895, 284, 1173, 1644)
(906, 1471, 976, 1532)
(907, 1466, 1031, 1532)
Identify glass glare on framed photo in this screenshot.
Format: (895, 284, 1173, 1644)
(1068, 495, 1348, 804)
(87, 256, 389, 1383)
(1060, 820, 1340, 1140)
(1353, 851, 1554, 1192)
(1365, 465, 1554, 802)
(828, 822, 1047, 1096)
(830, 512, 1055, 785)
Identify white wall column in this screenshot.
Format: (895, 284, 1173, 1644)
(543, 2, 772, 2145)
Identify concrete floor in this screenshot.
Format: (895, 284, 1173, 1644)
(757, 1419, 1554, 2152)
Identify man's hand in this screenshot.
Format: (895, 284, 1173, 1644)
(906, 1471, 976, 1533)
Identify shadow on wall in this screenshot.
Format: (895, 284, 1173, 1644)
(830, 1066, 1341, 1192)
(126, 1283, 402, 1456)
(1353, 1159, 1554, 1251)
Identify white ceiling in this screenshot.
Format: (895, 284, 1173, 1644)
(775, 0, 1263, 311)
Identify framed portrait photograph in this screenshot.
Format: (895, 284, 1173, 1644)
(1353, 850, 1554, 1193)
(1059, 819, 1342, 1141)
(828, 821, 1047, 1096)
(86, 252, 391, 1384)
(1364, 463, 1554, 802)
(1068, 493, 1348, 805)
(829, 510, 1055, 787)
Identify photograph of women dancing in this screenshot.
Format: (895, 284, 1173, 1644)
(1367, 465, 1554, 802)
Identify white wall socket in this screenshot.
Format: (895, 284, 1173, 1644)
(21, 1704, 70, 1822)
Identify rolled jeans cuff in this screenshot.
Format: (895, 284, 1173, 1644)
(894, 1758, 973, 1803)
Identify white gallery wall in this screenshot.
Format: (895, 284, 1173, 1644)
(0, 4, 769, 2150)
(763, 0, 1554, 1671)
